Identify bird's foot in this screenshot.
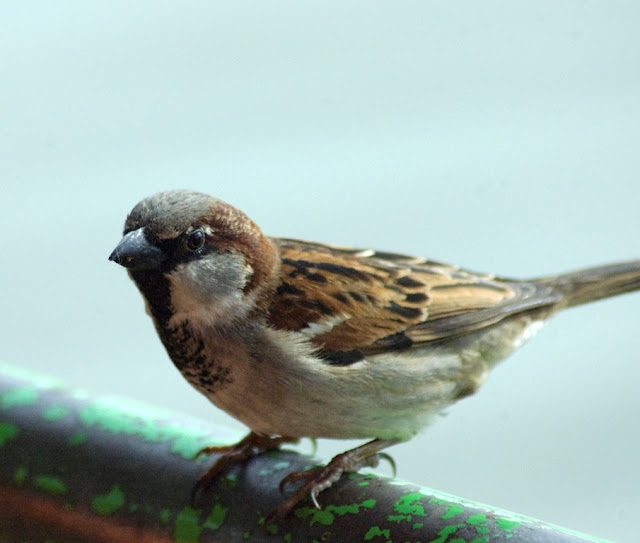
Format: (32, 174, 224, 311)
(269, 438, 398, 520)
(192, 431, 298, 501)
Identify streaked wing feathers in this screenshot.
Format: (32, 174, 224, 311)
(268, 238, 560, 354)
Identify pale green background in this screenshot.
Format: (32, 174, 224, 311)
(2, 2, 639, 541)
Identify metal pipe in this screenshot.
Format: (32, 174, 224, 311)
(0, 363, 606, 542)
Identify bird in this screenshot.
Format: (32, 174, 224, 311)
(109, 189, 640, 518)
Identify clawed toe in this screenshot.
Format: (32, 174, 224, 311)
(193, 435, 400, 522)
(270, 438, 399, 520)
(278, 465, 322, 493)
(376, 452, 397, 477)
(191, 431, 297, 503)
(194, 443, 236, 461)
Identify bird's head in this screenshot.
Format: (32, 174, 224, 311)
(109, 190, 279, 326)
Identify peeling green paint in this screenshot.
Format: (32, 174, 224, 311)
(203, 504, 227, 531)
(160, 508, 171, 524)
(394, 492, 427, 517)
(496, 518, 521, 532)
(428, 496, 468, 521)
(13, 466, 27, 486)
(467, 513, 490, 534)
(417, 485, 596, 541)
(331, 498, 376, 515)
(387, 513, 411, 523)
(296, 507, 335, 526)
(175, 506, 203, 542)
(42, 406, 70, 421)
(364, 526, 391, 542)
(441, 504, 464, 520)
(92, 485, 125, 515)
(34, 475, 68, 495)
(0, 421, 19, 445)
(467, 513, 488, 526)
(469, 537, 489, 543)
(284, 533, 292, 543)
(1, 387, 38, 409)
(173, 505, 228, 540)
(428, 523, 464, 543)
(68, 432, 86, 446)
(296, 498, 376, 526)
(78, 397, 227, 459)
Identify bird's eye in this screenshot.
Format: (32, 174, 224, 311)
(186, 229, 206, 251)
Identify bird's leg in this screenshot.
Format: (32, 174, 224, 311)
(271, 438, 399, 520)
(193, 431, 298, 495)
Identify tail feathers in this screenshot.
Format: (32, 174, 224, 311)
(535, 260, 640, 309)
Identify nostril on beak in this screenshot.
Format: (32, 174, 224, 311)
(108, 228, 166, 270)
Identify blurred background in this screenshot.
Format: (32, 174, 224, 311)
(2, 2, 639, 540)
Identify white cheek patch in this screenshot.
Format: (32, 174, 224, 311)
(166, 252, 254, 328)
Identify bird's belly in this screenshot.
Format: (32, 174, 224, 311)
(180, 316, 544, 441)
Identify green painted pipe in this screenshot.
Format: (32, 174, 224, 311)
(0, 362, 609, 543)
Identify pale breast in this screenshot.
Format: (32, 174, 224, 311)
(181, 315, 546, 442)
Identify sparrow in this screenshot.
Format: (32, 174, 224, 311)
(109, 189, 640, 518)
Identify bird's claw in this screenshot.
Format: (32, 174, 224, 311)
(191, 432, 298, 503)
(377, 452, 397, 477)
(270, 447, 396, 520)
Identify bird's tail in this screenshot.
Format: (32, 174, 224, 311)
(535, 260, 640, 309)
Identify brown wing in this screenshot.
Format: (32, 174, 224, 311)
(267, 238, 560, 356)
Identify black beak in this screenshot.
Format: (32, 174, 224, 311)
(109, 227, 167, 270)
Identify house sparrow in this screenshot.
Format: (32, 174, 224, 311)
(109, 189, 640, 518)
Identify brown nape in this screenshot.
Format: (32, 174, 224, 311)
(201, 200, 281, 315)
(245, 235, 281, 314)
